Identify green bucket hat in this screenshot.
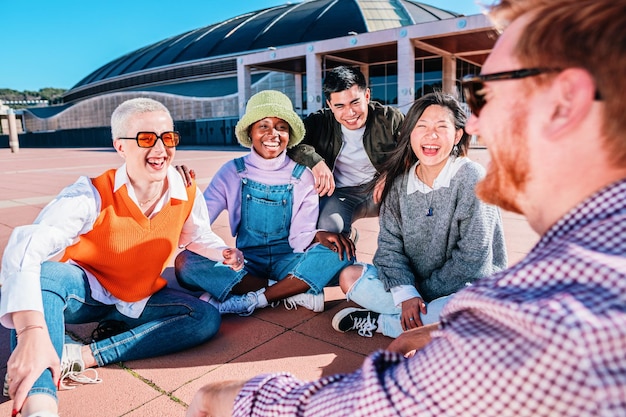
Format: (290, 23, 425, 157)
(235, 90, 305, 148)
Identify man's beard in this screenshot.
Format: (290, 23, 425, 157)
(476, 107, 529, 214)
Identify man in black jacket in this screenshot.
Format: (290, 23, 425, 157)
(288, 66, 404, 236)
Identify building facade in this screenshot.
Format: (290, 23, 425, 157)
(2, 0, 498, 147)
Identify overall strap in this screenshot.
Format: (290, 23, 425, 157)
(234, 157, 248, 184)
(234, 157, 246, 174)
(291, 163, 306, 181)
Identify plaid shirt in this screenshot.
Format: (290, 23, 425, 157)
(233, 178, 626, 417)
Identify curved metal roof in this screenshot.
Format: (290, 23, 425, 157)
(72, 0, 458, 89)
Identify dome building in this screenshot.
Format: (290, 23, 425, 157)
(9, 0, 498, 147)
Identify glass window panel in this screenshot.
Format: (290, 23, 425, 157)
(370, 85, 386, 104)
(415, 58, 442, 99)
(386, 83, 398, 104)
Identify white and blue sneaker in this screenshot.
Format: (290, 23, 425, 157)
(205, 288, 267, 316)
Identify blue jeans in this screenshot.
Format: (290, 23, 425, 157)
(176, 158, 352, 301)
(346, 264, 450, 338)
(318, 181, 380, 234)
(13, 261, 220, 401)
(176, 244, 351, 301)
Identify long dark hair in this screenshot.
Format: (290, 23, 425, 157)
(378, 92, 470, 204)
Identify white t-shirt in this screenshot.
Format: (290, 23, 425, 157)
(333, 125, 377, 187)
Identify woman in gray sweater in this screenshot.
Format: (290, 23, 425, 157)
(332, 92, 507, 338)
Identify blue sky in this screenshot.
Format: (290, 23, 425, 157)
(2, 0, 483, 92)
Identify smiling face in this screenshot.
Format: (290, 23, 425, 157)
(249, 117, 290, 159)
(113, 110, 175, 184)
(327, 85, 370, 130)
(410, 104, 463, 173)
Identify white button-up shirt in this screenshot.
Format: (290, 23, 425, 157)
(0, 165, 227, 327)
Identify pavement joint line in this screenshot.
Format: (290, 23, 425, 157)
(63, 329, 189, 408)
(0, 196, 56, 209)
(0, 165, 116, 175)
(120, 366, 190, 409)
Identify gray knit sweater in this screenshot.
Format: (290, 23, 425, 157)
(373, 160, 507, 302)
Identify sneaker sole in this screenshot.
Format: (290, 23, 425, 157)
(331, 307, 370, 332)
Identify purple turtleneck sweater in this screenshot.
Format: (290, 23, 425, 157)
(203, 148, 320, 252)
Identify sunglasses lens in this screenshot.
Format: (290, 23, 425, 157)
(136, 132, 158, 148)
(463, 80, 486, 116)
(161, 132, 180, 147)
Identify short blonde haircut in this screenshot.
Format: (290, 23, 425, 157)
(110, 98, 171, 141)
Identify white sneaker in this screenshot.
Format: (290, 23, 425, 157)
(217, 289, 263, 316)
(60, 344, 102, 390)
(283, 292, 325, 312)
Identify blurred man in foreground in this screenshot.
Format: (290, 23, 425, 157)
(186, 0, 626, 415)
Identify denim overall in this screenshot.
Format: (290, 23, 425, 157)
(235, 157, 305, 272)
(176, 157, 352, 301)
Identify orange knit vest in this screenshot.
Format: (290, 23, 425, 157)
(61, 170, 196, 302)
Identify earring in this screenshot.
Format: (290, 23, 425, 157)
(452, 144, 459, 156)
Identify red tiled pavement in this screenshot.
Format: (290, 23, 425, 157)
(0, 146, 539, 416)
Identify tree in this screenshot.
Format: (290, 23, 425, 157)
(0, 87, 67, 108)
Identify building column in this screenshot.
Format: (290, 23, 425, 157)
(294, 73, 303, 117)
(237, 58, 252, 117)
(8, 109, 19, 153)
(397, 31, 415, 112)
(305, 46, 323, 114)
(442, 55, 457, 97)
(360, 65, 369, 85)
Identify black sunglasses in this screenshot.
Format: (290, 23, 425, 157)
(462, 68, 603, 116)
(118, 131, 180, 148)
(461, 68, 561, 116)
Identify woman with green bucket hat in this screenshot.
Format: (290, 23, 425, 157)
(176, 90, 356, 315)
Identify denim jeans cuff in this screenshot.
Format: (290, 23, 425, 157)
(28, 387, 59, 402)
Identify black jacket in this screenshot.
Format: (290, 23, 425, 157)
(288, 101, 404, 173)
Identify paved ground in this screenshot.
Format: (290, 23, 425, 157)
(0, 146, 538, 416)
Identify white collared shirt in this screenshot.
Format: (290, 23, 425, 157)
(0, 165, 227, 326)
(407, 156, 469, 195)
